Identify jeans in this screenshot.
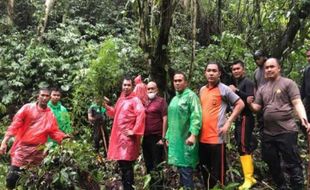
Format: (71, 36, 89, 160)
(178, 167, 194, 189)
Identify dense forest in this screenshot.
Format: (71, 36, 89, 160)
(0, 0, 309, 189)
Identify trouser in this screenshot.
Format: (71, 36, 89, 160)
(118, 160, 135, 190)
(199, 143, 226, 188)
(235, 114, 257, 155)
(262, 132, 304, 189)
(6, 165, 23, 189)
(177, 167, 194, 189)
(301, 97, 310, 137)
(256, 111, 264, 134)
(142, 134, 164, 173)
(92, 121, 109, 154)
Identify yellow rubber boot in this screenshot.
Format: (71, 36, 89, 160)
(239, 155, 257, 190)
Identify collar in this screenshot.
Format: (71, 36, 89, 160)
(206, 81, 220, 90)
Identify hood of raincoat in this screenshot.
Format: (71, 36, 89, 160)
(133, 75, 148, 105)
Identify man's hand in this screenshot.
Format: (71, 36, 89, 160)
(102, 96, 110, 108)
(301, 118, 310, 135)
(247, 96, 254, 104)
(63, 134, 71, 139)
(229, 85, 238, 92)
(0, 143, 7, 155)
(123, 129, 134, 137)
(157, 139, 164, 145)
(219, 120, 232, 135)
(185, 134, 196, 146)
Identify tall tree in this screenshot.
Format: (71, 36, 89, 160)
(271, 1, 310, 59)
(7, 0, 14, 26)
(137, 0, 178, 92)
(38, 0, 57, 41)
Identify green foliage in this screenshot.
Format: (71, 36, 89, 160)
(0, 0, 309, 189)
(88, 38, 123, 98)
(16, 138, 100, 189)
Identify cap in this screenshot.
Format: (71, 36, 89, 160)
(253, 50, 266, 58)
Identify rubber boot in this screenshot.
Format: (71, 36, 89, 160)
(239, 155, 257, 190)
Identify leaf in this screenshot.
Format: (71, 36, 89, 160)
(61, 84, 71, 91)
(38, 81, 49, 88)
(143, 174, 152, 189)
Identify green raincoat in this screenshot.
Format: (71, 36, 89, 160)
(47, 101, 72, 144)
(166, 88, 202, 168)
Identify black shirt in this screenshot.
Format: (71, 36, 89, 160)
(301, 65, 310, 100)
(232, 76, 255, 116)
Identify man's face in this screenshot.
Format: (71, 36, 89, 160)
(147, 82, 158, 94)
(231, 63, 245, 79)
(255, 56, 265, 67)
(50, 91, 61, 104)
(205, 64, 221, 84)
(173, 74, 187, 92)
(306, 50, 310, 64)
(122, 79, 133, 96)
(38, 90, 50, 108)
(264, 59, 281, 80)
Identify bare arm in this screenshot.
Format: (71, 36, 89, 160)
(0, 135, 12, 155)
(162, 115, 167, 138)
(292, 98, 310, 131)
(247, 96, 262, 113)
(219, 99, 244, 135)
(88, 112, 95, 121)
(158, 115, 168, 144)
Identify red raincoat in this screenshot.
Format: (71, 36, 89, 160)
(133, 75, 148, 105)
(5, 103, 66, 167)
(106, 92, 145, 161)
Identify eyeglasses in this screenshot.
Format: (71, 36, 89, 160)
(147, 87, 155, 90)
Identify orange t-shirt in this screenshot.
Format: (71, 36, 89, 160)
(199, 83, 239, 144)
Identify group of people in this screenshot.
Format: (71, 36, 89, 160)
(1, 49, 310, 190)
(0, 88, 72, 189)
(100, 50, 310, 190)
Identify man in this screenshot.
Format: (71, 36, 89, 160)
(301, 49, 310, 122)
(229, 60, 257, 189)
(253, 50, 267, 90)
(104, 76, 145, 190)
(88, 97, 108, 157)
(253, 50, 267, 138)
(0, 88, 69, 189)
(142, 81, 167, 173)
(247, 58, 310, 189)
(47, 88, 72, 146)
(199, 62, 244, 188)
(165, 72, 202, 189)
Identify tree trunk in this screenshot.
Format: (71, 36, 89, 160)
(151, 0, 177, 93)
(7, 0, 14, 26)
(216, 0, 222, 33)
(38, 0, 57, 41)
(270, 1, 310, 59)
(188, 0, 197, 84)
(137, 0, 153, 76)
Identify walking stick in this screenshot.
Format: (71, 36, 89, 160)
(99, 125, 108, 156)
